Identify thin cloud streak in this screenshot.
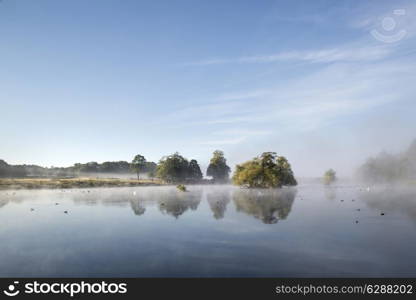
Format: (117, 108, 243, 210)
(198, 137, 246, 146)
(184, 45, 393, 66)
(212, 129, 272, 136)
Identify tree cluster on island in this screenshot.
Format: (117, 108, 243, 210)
(153, 152, 203, 183)
(207, 150, 231, 183)
(232, 152, 297, 188)
(154, 151, 230, 183)
(323, 169, 337, 185)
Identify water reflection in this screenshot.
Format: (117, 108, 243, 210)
(70, 188, 204, 219)
(0, 198, 8, 208)
(0, 187, 300, 224)
(130, 199, 146, 215)
(361, 186, 416, 222)
(157, 190, 202, 218)
(2, 185, 416, 277)
(324, 186, 336, 201)
(232, 188, 297, 224)
(0, 192, 24, 206)
(207, 189, 231, 219)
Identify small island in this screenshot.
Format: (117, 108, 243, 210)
(233, 152, 297, 188)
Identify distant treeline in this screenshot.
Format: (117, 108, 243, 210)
(0, 150, 231, 184)
(357, 140, 416, 183)
(0, 160, 156, 179)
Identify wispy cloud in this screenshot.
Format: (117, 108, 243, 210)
(197, 129, 272, 146)
(198, 137, 246, 146)
(170, 57, 414, 134)
(212, 129, 272, 136)
(169, 3, 416, 151)
(184, 45, 393, 66)
(214, 90, 268, 101)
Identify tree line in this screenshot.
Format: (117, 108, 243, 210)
(1, 150, 299, 188)
(0, 150, 233, 183)
(133, 150, 231, 183)
(5, 137, 416, 185)
(357, 139, 416, 183)
(0, 160, 156, 179)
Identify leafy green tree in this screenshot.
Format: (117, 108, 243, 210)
(156, 152, 189, 183)
(132, 154, 147, 180)
(275, 156, 297, 186)
(188, 159, 203, 181)
(323, 169, 337, 185)
(207, 150, 231, 183)
(176, 184, 187, 192)
(232, 152, 297, 188)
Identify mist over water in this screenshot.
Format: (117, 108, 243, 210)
(1, 183, 416, 277)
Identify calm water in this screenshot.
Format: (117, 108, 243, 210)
(0, 183, 416, 277)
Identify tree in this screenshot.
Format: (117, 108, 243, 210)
(156, 152, 189, 183)
(80, 162, 99, 173)
(0, 160, 27, 178)
(188, 159, 203, 181)
(323, 169, 337, 185)
(145, 162, 157, 176)
(148, 169, 156, 180)
(356, 139, 416, 183)
(206, 150, 231, 183)
(146, 161, 157, 180)
(0, 160, 9, 178)
(232, 152, 297, 188)
(131, 154, 147, 180)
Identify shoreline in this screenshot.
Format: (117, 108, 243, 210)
(0, 178, 165, 190)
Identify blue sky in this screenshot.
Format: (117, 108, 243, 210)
(1, 0, 416, 176)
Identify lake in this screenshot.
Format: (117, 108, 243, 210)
(0, 183, 415, 277)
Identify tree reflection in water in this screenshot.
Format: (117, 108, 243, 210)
(0, 187, 299, 223)
(324, 186, 336, 201)
(130, 198, 146, 215)
(0, 198, 8, 209)
(361, 186, 416, 222)
(157, 189, 202, 218)
(0, 192, 24, 207)
(207, 189, 231, 219)
(232, 188, 297, 224)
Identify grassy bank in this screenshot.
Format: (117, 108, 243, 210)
(0, 178, 164, 190)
